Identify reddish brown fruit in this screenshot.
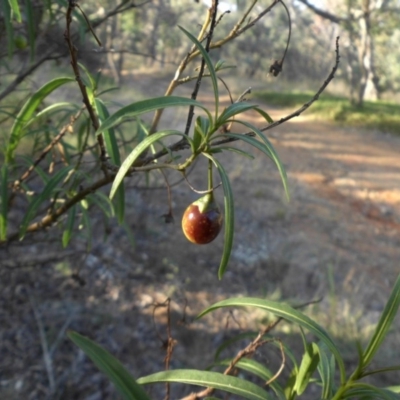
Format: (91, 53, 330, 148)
(182, 193, 223, 244)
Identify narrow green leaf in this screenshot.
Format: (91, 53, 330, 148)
(0, 165, 9, 241)
(6, 77, 75, 164)
(362, 365, 400, 378)
(193, 116, 208, 150)
(68, 331, 151, 400)
(25, 102, 79, 128)
(8, 0, 22, 22)
(178, 26, 219, 119)
(197, 297, 346, 384)
(211, 146, 255, 159)
(203, 155, 234, 280)
(88, 192, 115, 219)
(316, 342, 335, 399)
(62, 205, 76, 248)
(217, 103, 259, 126)
(362, 274, 400, 367)
(19, 167, 72, 238)
(138, 370, 273, 400)
(343, 383, 400, 400)
(78, 62, 96, 91)
(212, 358, 285, 399)
(97, 96, 211, 134)
(253, 107, 274, 124)
(95, 98, 125, 224)
(109, 131, 193, 200)
(293, 342, 320, 395)
(223, 120, 289, 201)
(219, 133, 272, 161)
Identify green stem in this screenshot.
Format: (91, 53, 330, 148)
(207, 159, 213, 192)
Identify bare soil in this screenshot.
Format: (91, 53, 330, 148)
(1, 73, 400, 399)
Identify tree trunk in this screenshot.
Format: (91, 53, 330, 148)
(356, 5, 380, 105)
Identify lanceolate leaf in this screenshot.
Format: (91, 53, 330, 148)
(62, 205, 76, 248)
(293, 342, 320, 396)
(217, 103, 260, 126)
(222, 120, 289, 201)
(95, 98, 125, 224)
(203, 155, 234, 280)
(68, 331, 151, 400)
(25, 102, 79, 128)
(97, 96, 211, 135)
(137, 370, 274, 400)
(197, 298, 346, 384)
(342, 383, 399, 400)
(8, 0, 22, 22)
(109, 131, 193, 200)
(362, 274, 400, 368)
(178, 26, 219, 119)
(212, 358, 285, 399)
(316, 341, 335, 399)
(6, 77, 75, 164)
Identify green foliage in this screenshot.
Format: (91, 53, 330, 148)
(1, 3, 399, 399)
(69, 275, 400, 400)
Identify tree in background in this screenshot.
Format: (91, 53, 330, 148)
(295, 0, 400, 105)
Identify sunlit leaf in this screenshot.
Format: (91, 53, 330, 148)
(8, 0, 21, 22)
(253, 106, 274, 124)
(95, 98, 125, 224)
(362, 274, 400, 367)
(109, 131, 193, 200)
(6, 77, 75, 164)
(293, 342, 320, 395)
(203, 155, 234, 280)
(25, 102, 80, 128)
(97, 96, 211, 134)
(197, 297, 346, 384)
(178, 25, 219, 119)
(68, 331, 151, 400)
(316, 341, 335, 399)
(138, 369, 273, 400)
(217, 103, 260, 126)
(222, 120, 289, 201)
(211, 358, 285, 399)
(211, 146, 254, 159)
(62, 205, 76, 248)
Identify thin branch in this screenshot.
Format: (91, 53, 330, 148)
(12, 107, 85, 190)
(213, 36, 341, 146)
(183, 0, 220, 136)
(65, 1, 107, 165)
(296, 0, 345, 24)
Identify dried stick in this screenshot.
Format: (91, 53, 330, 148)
(64, 1, 107, 165)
